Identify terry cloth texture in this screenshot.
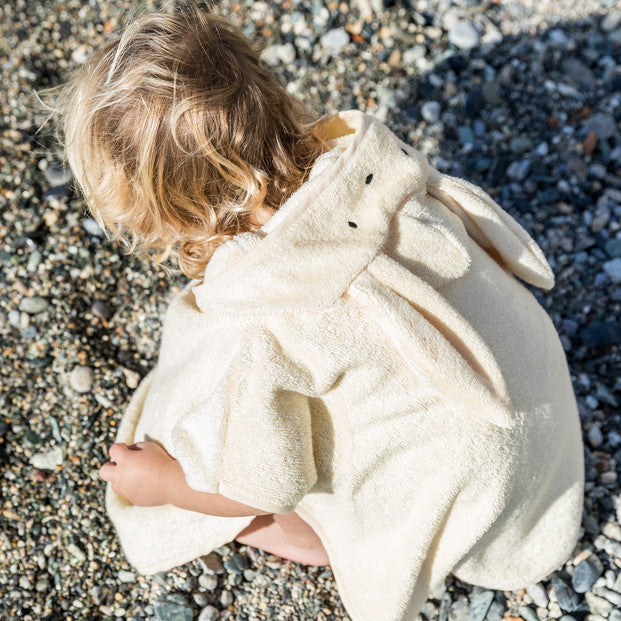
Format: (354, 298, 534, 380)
(106, 110, 584, 621)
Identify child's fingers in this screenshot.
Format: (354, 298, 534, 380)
(109, 443, 128, 461)
(99, 461, 116, 481)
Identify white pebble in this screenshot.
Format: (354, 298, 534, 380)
(320, 28, 350, 52)
(587, 425, 603, 448)
(30, 447, 64, 470)
(448, 20, 480, 50)
(70, 366, 94, 393)
(421, 101, 441, 123)
(603, 258, 621, 283)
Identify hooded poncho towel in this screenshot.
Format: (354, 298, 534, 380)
(106, 110, 584, 621)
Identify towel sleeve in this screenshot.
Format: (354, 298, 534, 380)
(425, 167, 555, 290)
(169, 320, 318, 515)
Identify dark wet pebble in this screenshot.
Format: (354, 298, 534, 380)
(154, 593, 193, 621)
(551, 574, 581, 612)
(572, 558, 602, 593)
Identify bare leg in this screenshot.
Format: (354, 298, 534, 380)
(235, 514, 330, 566)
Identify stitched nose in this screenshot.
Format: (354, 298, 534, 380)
(348, 221, 358, 228)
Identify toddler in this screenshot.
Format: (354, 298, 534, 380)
(42, 3, 584, 620)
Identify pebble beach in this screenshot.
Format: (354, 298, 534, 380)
(1, 0, 620, 619)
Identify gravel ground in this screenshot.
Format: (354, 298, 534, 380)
(1, 0, 620, 620)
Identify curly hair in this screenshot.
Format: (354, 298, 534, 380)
(36, 1, 332, 280)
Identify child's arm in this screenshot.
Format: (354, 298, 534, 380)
(99, 442, 272, 517)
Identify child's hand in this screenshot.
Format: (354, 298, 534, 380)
(99, 441, 181, 507)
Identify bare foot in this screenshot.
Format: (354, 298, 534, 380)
(235, 515, 330, 566)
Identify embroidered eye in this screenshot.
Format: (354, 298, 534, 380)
(365, 174, 373, 184)
(348, 221, 358, 228)
(401, 148, 408, 155)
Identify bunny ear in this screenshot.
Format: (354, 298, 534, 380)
(426, 169, 555, 291)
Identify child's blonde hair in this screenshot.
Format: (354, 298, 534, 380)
(37, 2, 331, 280)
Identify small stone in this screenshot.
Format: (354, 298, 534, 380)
(154, 593, 193, 621)
(67, 543, 86, 562)
(197, 606, 219, 621)
(584, 592, 612, 616)
(507, 159, 532, 181)
(199, 552, 224, 574)
(602, 13, 621, 31)
(457, 126, 475, 145)
(526, 583, 549, 607)
(320, 28, 349, 52)
(8, 310, 20, 327)
(584, 114, 617, 140)
(35, 578, 50, 592)
(551, 574, 580, 612)
(118, 570, 136, 583)
(198, 573, 217, 590)
(482, 81, 502, 105)
(602, 521, 621, 541)
(605, 238, 621, 259)
(122, 368, 140, 389)
(43, 184, 71, 202)
(260, 42, 296, 66)
(485, 601, 504, 621)
(223, 553, 247, 574)
(596, 384, 618, 407)
(448, 20, 480, 50)
(510, 136, 533, 155)
(603, 258, 621, 283)
(43, 161, 73, 186)
(19, 575, 32, 590)
(219, 590, 233, 606)
(19, 296, 49, 314)
(450, 598, 470, 621)
(30, 447, 63, 470)
(469, 590, 494, 621)
(561, 58, 596, 90)
(581, 321, 621, 347)
(519, 606, 539, 621)
(27, 250, 41, 272)
(69, 366, 94, 393)
(572, 558, 602, 592)
(421, 101, 441, 123)
(91, 299, 112, 320)
(587, 425, 603, 448)
(82, 218, 105, 237)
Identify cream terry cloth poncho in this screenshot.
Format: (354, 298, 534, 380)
(106, 110, 584, 621)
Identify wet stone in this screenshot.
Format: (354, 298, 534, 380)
(485, 601, 504, 621)
(469, 590, 494, 621)
(519, 606, 539, 621)
(91, 299, 112, 320)
(198, 573, 217, 590)
(581, 321, 621, 347)
(526, 582, 549, 607)
(199, 552, 224, 574)
(551, 574, 580, 612)
(154, 593, 193, 621)
(605, 238, 621, 259)
(421, 101, 441, 123)
(603, 258, 621, 283)
(448, 20, 480, 50)
(583, 114, 617, 140)
(223, 553, 247, 574)
(198, 606, 219, 621)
